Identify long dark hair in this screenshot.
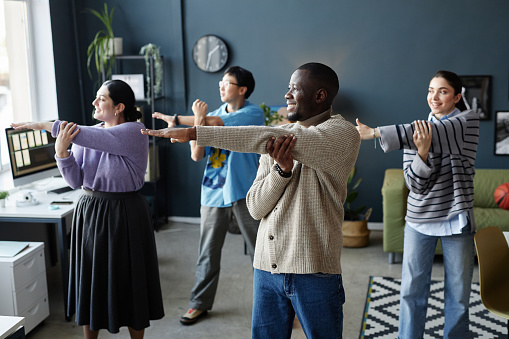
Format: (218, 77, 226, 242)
(432, 70, 468, 111)
(103, 79, 142, 122)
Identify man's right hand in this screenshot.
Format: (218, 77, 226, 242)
(141, 126, 196, 143)
(266, 134, 296, 173)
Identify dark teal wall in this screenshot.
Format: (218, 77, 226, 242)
(51, 0, 509, 221)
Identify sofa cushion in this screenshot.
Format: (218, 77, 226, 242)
(474, 169, 509, 208)
(474, 207, 509, 230)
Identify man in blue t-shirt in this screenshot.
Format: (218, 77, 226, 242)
(152, 66, 264, 325)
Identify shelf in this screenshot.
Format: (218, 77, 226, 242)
(114, 54, 167, 230)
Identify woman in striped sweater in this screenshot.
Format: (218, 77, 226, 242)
(356, 70, 479, 339)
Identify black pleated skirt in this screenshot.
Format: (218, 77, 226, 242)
(67, 190, 165, 332)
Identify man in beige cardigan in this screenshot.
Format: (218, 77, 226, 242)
(142, 63, 360, 338)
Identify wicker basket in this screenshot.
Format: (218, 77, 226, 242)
(343, 208, 372, 248)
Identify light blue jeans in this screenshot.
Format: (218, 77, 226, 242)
(398, 225, 475, 339)
(252, 269, 345, 339)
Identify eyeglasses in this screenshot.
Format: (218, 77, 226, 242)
(219, 80, 240, 88)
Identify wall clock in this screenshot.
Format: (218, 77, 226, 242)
(192, 35, 229, 73)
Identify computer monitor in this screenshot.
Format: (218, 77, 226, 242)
(5, 127, 61, 187)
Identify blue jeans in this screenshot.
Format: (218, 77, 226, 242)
(398, 225, 475, 339)
(252, 269, 345, 339)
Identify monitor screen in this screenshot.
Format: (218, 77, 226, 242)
(5, 127, 61, 187)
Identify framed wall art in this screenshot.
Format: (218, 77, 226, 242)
(111, 74, 145, 101)
(459, 75, 491, 120)
(495, 111, 509, 156)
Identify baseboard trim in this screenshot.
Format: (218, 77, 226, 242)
(167, 217, 384, 230)
(167, 216, 201, 224)
(368, 222, 383, 231)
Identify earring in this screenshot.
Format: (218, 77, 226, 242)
(115, 113, 117, 116)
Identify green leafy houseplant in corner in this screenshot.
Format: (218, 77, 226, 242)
(260, 103, 284, 126)
(343, 166, 372, 248)
(85, 3, 118, 91)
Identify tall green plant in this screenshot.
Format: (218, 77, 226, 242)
(344, 166, 368, 220)
(85, 3, 116, 90)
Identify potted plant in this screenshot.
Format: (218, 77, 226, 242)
(139, 43, 163, 105)
(260, 103, 284, 126)
(85, 3, 122, 90)
(343, 166, 372, 247)
(0, 191, 9, 208)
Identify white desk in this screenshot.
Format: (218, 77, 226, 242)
(0, 316, 25, 339)
(0, 178, 82, 321)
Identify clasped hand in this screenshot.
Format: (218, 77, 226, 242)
(266, 134, 296, 173)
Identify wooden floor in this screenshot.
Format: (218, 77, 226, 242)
(26, 221, 478, 338)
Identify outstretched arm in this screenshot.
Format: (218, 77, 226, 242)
(141, 126, 196, 143)
(355, 118, 380, 140)
(11, 121, 53, 131)
(152, 99, 223, 128)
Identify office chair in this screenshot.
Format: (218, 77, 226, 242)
(474, 226, 509, 335)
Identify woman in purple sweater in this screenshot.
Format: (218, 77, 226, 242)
(12, 80, 164, 338)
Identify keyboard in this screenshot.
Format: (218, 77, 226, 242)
(47, 186, 74, 194)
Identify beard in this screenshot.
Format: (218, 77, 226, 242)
(286, 112, 300, 122)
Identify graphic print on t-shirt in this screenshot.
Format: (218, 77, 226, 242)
(203, 148, 230, 189)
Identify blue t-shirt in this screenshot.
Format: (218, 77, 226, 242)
(201, 101, 265, 207)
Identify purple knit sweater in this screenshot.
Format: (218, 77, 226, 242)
(51, 120, 148, 192)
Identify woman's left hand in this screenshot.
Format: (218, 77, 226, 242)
(55, 121, 79, 158)
(413, 120, 432, 162)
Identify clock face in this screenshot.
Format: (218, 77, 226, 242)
(192, 35, 229, 73)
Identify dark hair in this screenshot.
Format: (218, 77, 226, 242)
(102, 79, 142, 122)
(432, 70, 468, 111)
(224, 66, 255, 99)
(297, 63, 339, 106)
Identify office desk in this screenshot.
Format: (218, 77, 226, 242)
(0, 182, 82, 321)
(0, 316, 25, 339)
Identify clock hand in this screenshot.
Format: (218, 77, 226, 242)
(205, 45, 220, 70)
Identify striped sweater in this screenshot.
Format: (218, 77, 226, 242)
(378, 109, 479, 224)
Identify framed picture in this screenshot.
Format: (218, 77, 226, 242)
(459, 75, 491, 120)
(111, 74, 145, 101)
(495, 111, 509, 155)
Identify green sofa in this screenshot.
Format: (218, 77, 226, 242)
(382, 168, 509, 263)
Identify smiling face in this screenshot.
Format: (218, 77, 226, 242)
(285, 69, 317, 122)
(427, 76, 461, 117)
(92, 85, 120, 123)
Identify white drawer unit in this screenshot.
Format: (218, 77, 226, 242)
(0, 242, 49, 334)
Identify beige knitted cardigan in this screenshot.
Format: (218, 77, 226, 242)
(196, 111, 360, 274)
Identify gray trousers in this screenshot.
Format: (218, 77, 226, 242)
(189, 199, 259, 310)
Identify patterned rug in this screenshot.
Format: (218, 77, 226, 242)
(360, 276, 507, 338)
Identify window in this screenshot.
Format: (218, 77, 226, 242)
(0, 0, 57, 169)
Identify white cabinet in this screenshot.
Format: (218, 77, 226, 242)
(0, 242, 49, 334)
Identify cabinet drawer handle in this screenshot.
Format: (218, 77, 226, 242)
(27, 303, 40, 315)
(23, 256, 36, 268)
(25, 280, 38, 292)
